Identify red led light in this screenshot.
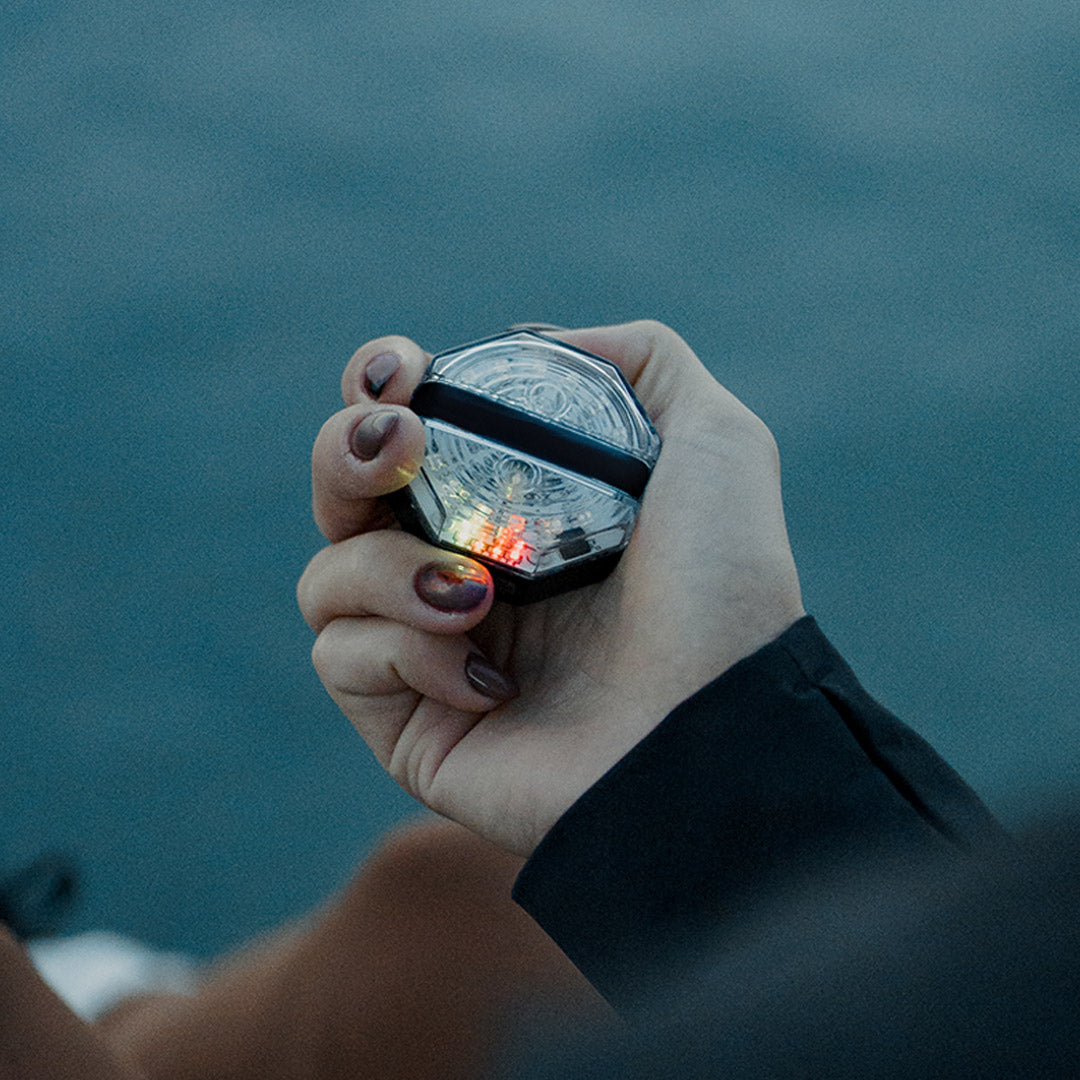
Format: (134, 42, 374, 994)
(487, 516, 532, 567)
(458, 513, 533, 567)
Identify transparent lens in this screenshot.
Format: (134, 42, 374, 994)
(410, 420, 639, 577)
(427, 332, 660, 465)
(401, 331, 660, 596)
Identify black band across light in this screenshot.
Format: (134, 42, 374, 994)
(410, 382, 651, 499)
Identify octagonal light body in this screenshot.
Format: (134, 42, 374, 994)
(389, 330, 661, 603)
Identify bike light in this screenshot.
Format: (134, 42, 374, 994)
(388, 330, 661, 604)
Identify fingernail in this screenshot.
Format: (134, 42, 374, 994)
(465, 652, 519, 701)
(365, 352, 401, 398)
(414, 561, 490, 612)
(350, 412, 399, 461)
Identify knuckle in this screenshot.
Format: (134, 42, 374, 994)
(733, 409, 782, 472)
(296, 568, 313, 622)
(296, 553, 328, 630)
(753, 415, 781, 465)
(690, 399, 781, 474)
(743, 408, 778, 450)
(631, 316, 672, 337)
(310, 630, 334, 680)
(630, 318, 685, 354)
(395, 734, 442, 802)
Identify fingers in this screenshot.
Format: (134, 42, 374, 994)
(297, 530, 494, 635)
(311, 402, 427, 541)
(301, 529, 515, 772)
(312, 619, 516, 732)
(340, 335, 431, 407)
(312, 336, 432, 542)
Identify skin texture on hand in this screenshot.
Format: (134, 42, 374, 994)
(298, 321, 805, 856)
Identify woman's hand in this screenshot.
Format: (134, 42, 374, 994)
(297, 321, 804, 856)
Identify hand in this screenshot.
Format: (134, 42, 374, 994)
(298, 321, 804, 856)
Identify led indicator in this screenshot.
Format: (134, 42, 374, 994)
(448, 510, 535, 568)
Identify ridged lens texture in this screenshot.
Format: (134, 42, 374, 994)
(411, 421, 639, 577)
(428, 334, 660, 464)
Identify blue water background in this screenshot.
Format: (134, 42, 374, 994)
(3, 1, 1078, 954)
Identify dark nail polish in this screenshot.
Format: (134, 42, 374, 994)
(414, 561, 489, 612)
(365, 352, 401, 398)
(465, 652, 519, 701)
(350, 412, 399, 461)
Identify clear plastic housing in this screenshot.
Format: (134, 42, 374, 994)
(411, 420, 640, 578)
(400, 330, 660, 590)
(426, 331, 660, 466)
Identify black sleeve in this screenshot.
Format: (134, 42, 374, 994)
(512, 615, 1004, 1013)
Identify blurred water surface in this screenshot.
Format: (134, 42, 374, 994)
(3, 0, 1078, 953)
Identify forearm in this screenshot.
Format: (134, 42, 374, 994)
(99, 820, 607, 1080)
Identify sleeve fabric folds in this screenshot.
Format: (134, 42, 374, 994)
(513, 616, 1003, 1013)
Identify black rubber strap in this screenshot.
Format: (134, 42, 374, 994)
(410, 381, 651, 498)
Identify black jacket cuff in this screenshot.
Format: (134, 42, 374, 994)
(512, 616, 1002, 1011)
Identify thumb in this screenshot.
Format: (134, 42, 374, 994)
(557, 320, 727, 429)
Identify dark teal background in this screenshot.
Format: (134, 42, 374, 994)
(3, 1, 1078, 955)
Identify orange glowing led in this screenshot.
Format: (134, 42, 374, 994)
(449, 511, 534, 567)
